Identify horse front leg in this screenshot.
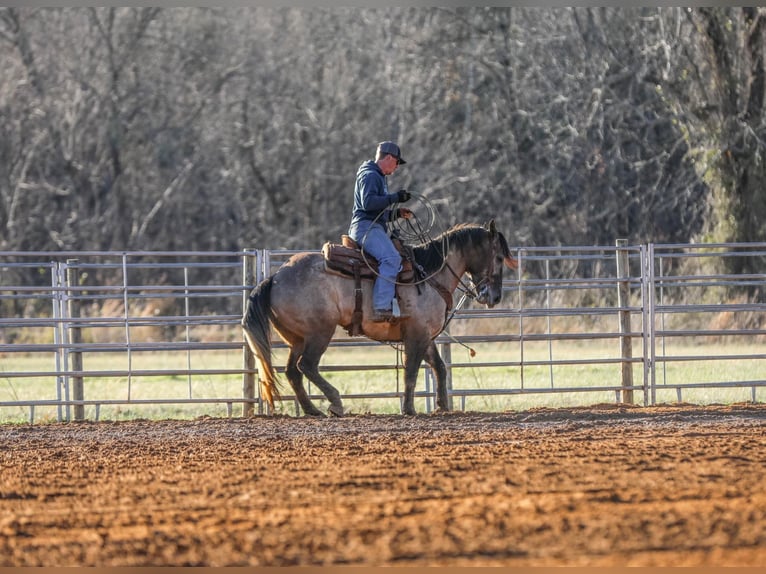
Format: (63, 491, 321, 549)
(401, 340, 428, 416)
(424, 341, 450, 412)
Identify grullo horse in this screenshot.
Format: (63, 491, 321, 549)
(242, 220, 517, 416)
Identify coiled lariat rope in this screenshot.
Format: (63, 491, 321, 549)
(360, 192, 479, 298)
(358, 191, 478, 357)
(359, 191, 448, 287)
(388, 191, 440, 245)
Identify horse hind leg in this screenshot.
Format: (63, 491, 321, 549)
(285, 347, 324, 417)
(298, 358, 344, 416)
(296, 332, 344, 416)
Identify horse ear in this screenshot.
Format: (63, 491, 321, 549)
(487, 219, 497, 237)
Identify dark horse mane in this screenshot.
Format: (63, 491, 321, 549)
(411, 222, 511, 275)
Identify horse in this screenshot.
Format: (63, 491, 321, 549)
(241, 219, 518, 416)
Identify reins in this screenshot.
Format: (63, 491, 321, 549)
(431, 245, 495, 346)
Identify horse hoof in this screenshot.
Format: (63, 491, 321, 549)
(327, 404, 345, 417)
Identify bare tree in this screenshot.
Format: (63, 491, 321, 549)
(4, 6, 758, 272)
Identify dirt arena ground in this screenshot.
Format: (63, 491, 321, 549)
(1, 403, 766, 566)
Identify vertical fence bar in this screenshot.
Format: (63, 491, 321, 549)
(615, 240, 634, 404)
(657, 248, 667, 390)
(640, 244, 650, 407)
(122, 254, 133, 400)
(66, 259, 84, 420)
(260, 249, 272, 415)
(545, 258, 554, 388)
(424, 367, 433, 413)
(439, 327, 453, 411)
(184, 266, 192, 399)
(648, 243, 657, 405)
(52, 262, 65, 422)
(58, 262, 72, 421)
(518, 249, 525, 390)
(242, 249, 256, 417)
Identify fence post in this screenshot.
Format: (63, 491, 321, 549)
(242, 249, 256, 417)
(439, 329, 453, 411)
(66, 259, 84, 420)
(615, 239, 634, 404)
(52, 262, 66, 422)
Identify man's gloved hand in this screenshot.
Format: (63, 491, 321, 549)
(396, 189, 412, 203)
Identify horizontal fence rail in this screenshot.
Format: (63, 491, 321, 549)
(1, 241, 765, 422)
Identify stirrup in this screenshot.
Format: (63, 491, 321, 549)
(392, 298, 409, 319)
(372, 309, 394, 322)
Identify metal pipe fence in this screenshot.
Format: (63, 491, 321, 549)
(1, 241, 764, 422)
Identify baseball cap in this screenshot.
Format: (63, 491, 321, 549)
(377, 141, 406, 165)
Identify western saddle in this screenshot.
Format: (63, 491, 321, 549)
(321, 235, 416, 335)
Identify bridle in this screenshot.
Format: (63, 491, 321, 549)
(428, 233, 500, 327)
(448, 236, 499, 303)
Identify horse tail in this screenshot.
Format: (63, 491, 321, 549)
(242, 276, 282, 410)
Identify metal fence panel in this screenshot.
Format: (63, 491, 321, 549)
(1, 242, 765, 422)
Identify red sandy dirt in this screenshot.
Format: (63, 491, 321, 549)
(1, 403, 765, 566)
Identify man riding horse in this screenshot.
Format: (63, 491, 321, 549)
(347, 141, 414, 322)
(241, 139, 518, 416)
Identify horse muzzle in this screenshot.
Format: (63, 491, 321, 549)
(475, 284, 501, 308)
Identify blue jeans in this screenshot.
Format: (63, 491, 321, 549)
(349, 222, 401, 311)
